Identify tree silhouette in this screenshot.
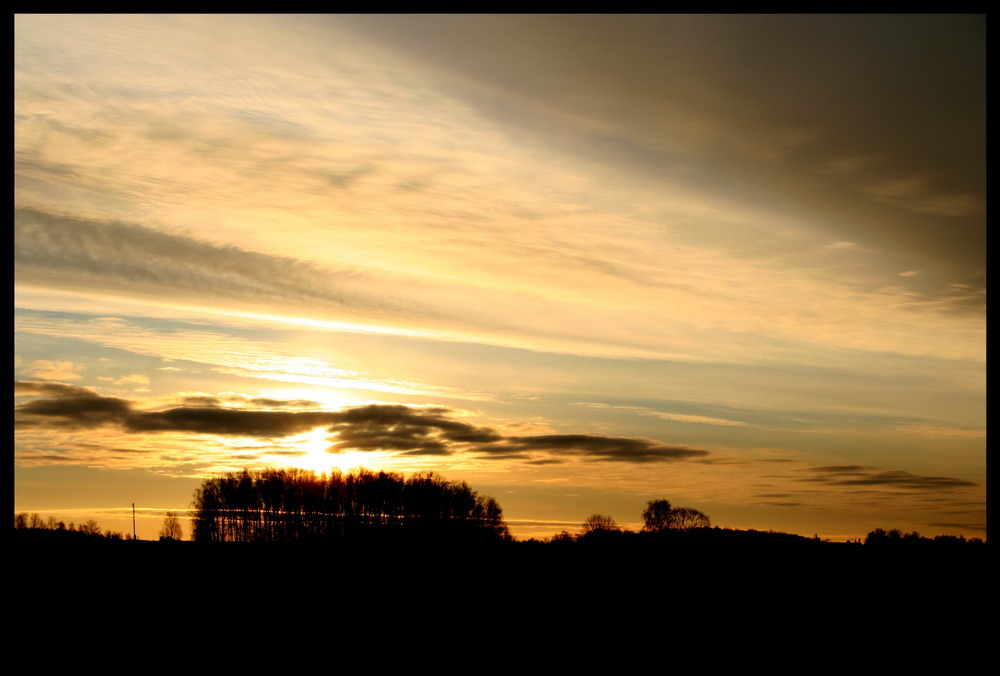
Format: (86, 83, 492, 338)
(642, 499, 710, 532)
(582, 513, 619, 533)
(191, 468, 510, 544)
(642, 499, 674, 531)
(78, 519, 102, 536)
(159, 511, 184, 540)
(670, 507, 710, 529)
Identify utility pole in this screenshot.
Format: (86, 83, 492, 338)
(132, 502, 136, 541)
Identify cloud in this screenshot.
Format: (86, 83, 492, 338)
(324, 404, 503, 456)
(802, 465, 975, 490)
(15, 381, 132, 429)
(906, 194, 984, 218)
(14, 311, 481, 401)
(824, 241, 878, 254)
(927, 521, 986, 532)
(322, 405, 708, 463)
(14, 208, 395, 317)
(124, 408, 339, 437)
(575, 402, 748, 427)
(823, 155, 875, 174)
(15, 15, 986, 371)
(181, 394, 321, 410)
(181, 396, 224, 407)
(14, 380, 330, 435)
(14, 382, 709, 464)
(811, 465, 868, 474)
(113, 374, 150, 386)
(892, 424, 985, 440)
(15, 380, 90, 397)
(22, 359, 84, 381)
(864, 177, 985, 217)
(835, 471, 976, 489)
(479, 434, 708, 463)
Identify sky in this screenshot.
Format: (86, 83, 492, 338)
(14, 14, 985, 541)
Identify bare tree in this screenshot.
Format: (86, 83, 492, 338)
(671, 507, 711, 530)
(78, 519, 102, 535)
(582, 513, 619, 533)
(159, 511, 184, 540)
(641, 499, 675, 532)
(642, 499, 710, 532)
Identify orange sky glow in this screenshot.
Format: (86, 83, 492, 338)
(15, 15, 985, 541)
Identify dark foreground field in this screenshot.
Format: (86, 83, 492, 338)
(15, 527, 986, 597)
(13, 527, 989, 654)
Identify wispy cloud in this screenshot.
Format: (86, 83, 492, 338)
(824, 241, 878, 254)
(802, 465, 975, 490)
(864, 177, 985, 217)
(23, 359, 84, 381)
(891, 424, 985, 440)
(16, 207, 986, 365)
(14, 15, 986, 364)
(14, 310, 481, 400)
(575, 402, 748, 427)
(14, 382, 709, 465)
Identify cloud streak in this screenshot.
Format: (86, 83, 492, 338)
(14, 382, 709, 465)
(803, 465, 975, 490)
(575, 402, 749, 427)
(16, 381, 132, 428)
(15, 14, 986, 366)
(14, 208, 402, 319)
(479, 434, 708, 463)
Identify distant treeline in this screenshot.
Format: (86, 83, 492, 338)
(861, 528, 984, 548)
(13, 512, 131, 540)
(539, 525, 985, 550)
(14, 483, 984, 550)
(549, 500, 985, 549)
(190, 468, 510, 543)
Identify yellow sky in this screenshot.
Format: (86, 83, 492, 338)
(15, 15, 985, 541)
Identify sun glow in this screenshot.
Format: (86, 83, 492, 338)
(283, 427, 384, 475)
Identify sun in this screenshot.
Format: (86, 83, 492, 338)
(283, 427, 382, 475)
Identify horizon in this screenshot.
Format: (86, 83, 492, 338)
(15, 15, 985, 542)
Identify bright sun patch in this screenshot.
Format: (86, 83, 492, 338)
(283, 427, 382, 475)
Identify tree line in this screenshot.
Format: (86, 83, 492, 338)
(13, 512, 130, 540)
(550, 500, 984, 549)
(862, 528, 984, 548)
(574, 499, 711, 538)
(190, 467, 510, 543)
(14, 489, 984, 549)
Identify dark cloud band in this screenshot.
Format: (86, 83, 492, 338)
(14, 381, 706, 464)
(802, 465, 975, 490)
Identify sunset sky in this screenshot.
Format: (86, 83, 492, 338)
(15, 14, 985, 541)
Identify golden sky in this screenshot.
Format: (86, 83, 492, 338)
(15, 15, 985, 540)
